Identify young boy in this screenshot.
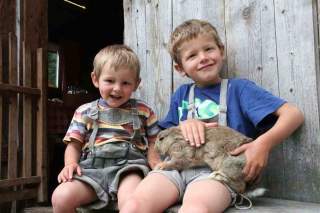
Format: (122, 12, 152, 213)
(51, 44, 160, 213)
(120, 19, 304, 213)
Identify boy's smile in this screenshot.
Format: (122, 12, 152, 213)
(91, 64, 140, 108)
(175, 34, 224, 87)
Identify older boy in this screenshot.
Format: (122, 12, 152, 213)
(121, 19, 304, 213)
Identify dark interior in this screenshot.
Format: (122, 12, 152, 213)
(47, 0, 124, 202)
(48, 0, 124, 98)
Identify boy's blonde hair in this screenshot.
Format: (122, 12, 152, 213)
(93, 44, 140, 79)
(168, 19, 224, 65)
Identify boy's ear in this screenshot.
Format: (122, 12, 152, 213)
(220, 45, 226, 60)
(174, 63, 186, 77)
(134, 78, 141, 91)
(91, 72, 99, 88)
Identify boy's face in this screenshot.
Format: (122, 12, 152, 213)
(91, 63, 140, 108)
(175, 34, 224, 87)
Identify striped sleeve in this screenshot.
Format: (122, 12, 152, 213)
(136, 100, 161, 138)
(63, 102, 93, 145)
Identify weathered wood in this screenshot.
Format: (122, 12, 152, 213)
(8, 31, 18, 213)
(0, 188, 38, 204)
(7, 32, 18, 180)
(166, 198, 320, 213)
(22, 42, 32, 177)
(144, 0, 172, 117)
(124, 0, 172, 118)
(23, 207, 53, 213)
(271, 0, 320, 202)
(0, 34, 3, 177)
(0, 83, 41, 96)
(0, 176, 41, 188)
(36, 48, 47, 202)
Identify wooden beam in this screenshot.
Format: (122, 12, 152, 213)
(0, 34, 3, 177)
(0, 188, 38, 203)
(22, 42, 32, 177)
(36, 48, 47, 202)
(0, 176, 41, 188)
(7, 32, 17, 180)
(0, 83, 41, 96)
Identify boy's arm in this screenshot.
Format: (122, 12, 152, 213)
(147, 137, 161, 169)
(230, 102, 304, 182)
(58, 140, 82, 183)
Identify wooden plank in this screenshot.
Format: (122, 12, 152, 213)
(273, 0, 320, 202)
(0, 188, 38, 203)
(167, 198, 320, 213)
(144, 0, 172, 118)
(123, 0, 147, 101)
(23, 207, 53, 213)
(0, 83, 41, 96)
(172, 0, 225, 90)
(0, 176, 41, 188)
(317, 0, 320, 107)
(22, 42, 32, 177)
(0, 34, 3, 177)
(7, 32, 18, 180)
(36, 48, 47, 202)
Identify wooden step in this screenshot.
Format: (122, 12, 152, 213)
(23, 198, 320, 213)
(167, 197, 320, 213)
(23, 207, 53, 213)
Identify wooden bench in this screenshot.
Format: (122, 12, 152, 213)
(166, 198, 320, 213)
(72, 197, 320, 213)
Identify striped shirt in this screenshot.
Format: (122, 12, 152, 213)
(64, 98, 160, 150)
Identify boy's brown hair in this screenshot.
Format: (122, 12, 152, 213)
(168, 19, 224, 66)
(93, 44, 140, 79)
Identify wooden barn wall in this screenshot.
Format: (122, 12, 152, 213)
(124, 0, 320, 203)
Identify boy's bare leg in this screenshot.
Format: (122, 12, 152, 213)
(120, 173, 180, 213)
(51, 180, 97, 213)
(179, 179, 231, 213)
(117, 172, 143, 209)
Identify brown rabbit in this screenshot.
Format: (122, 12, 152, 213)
(155, 126, 253, 193)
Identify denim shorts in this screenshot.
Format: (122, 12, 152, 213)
(150, 166, 237, 205)
(74, 142, 150, 210)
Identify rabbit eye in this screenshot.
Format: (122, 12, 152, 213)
(158, 136, 164, 141)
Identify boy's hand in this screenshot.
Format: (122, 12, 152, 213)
(57, 162, 82, 183)
(179, 119, 218, 147)
(230, 140, 269, 182)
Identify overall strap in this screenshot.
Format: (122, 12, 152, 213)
(129, 99, 144, 144)
(87, 99, 144, 151)
(187, 79, 229, 126)
(218, 79, 228, 126)
(187, 84, 196, 119)
(87, 100, 99, 151)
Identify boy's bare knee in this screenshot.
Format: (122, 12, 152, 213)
(120, 196, 144, 213)
(179, 203, 210, 213)
(51, 188, 76, 210)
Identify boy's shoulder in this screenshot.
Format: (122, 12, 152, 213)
(131, 98, 156, 114)
(228, 78, 252, 86)
(75, 99, 99, 113)
(173, 79, 254, 94)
